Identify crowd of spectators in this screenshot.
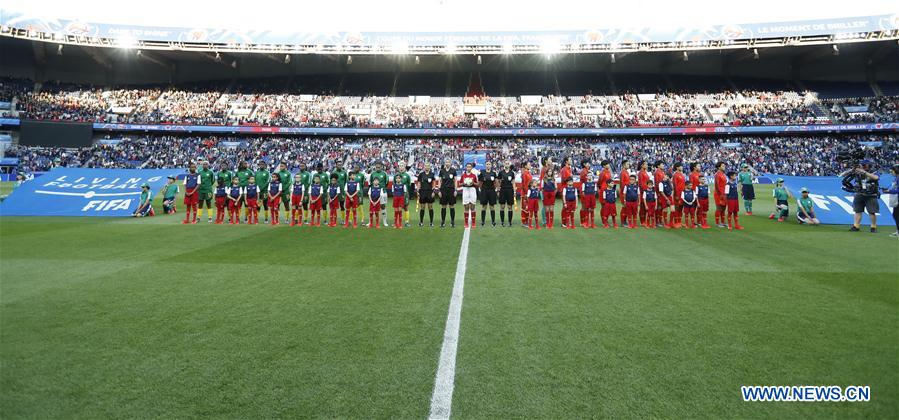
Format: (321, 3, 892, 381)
(4, 78, 897, 128)
(8, 134, 895, 177)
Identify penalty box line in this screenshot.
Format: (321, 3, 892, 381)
(428, 227, 471, 420)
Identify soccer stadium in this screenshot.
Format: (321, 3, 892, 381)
(0, 0, 897, 417)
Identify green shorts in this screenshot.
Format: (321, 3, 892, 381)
(199, 191, 213, 201)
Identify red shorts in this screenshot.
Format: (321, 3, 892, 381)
(268, 196, 281, 208)
(369, 202, 380, 213)
(246, 198, 258, 208)
(345, 196, 359, 209)
(564, 200, 577, 211)
(215, 196, 226, 208)
(714, 194, 726, 207)
(601, 202, 617, 215)
(657, 196, 670, 209)
(228, 200, 241, 211)
(393, 196, 405, 208)
(727, 199, 739, 214)
(581, 195, 596, 209)
(527, 198, 540, 214)
(309, 197, 323, 211)
(698, 198, 709, 212)
(542, 194, 556, 206)
(645, 202, 656, 214)
(674, 194, 683, 207)
(184, 191, 199, 206)
(625, 201, 639, 213)
(291, 194, 303, 207)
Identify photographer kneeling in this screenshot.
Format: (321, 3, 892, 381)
(839, 159, 880, 233)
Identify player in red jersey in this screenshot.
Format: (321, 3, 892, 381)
(689, 163, 702, 194)
(713, 162, 728, 227)
(520, 162, 533, 227)
(559, 157, 573, 190)
(657, 172, 674, 228)
(618, 160, 632, 226)
(637, 161, 651, 227)
(671, 162, 686, 228)
(599, 160, 613, 192)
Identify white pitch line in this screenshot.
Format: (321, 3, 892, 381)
(428, 227, 471, 420)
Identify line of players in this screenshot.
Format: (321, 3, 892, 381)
(177, 157, 746, 230)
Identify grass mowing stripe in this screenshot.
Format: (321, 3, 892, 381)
(429, 227, 471, 420)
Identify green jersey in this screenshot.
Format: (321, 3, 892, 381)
(312, 171, 329, 186)
(277, 169, 293, 190)
(198, 168, 215, 193)
(369, 170, 389, 191)
(299, 171, 312, 192)
(163, 183, 179, 199)
(216, 170, 233, 187)
(738, 171, 753, 185)
(798, 197, 814, 213)
(235, 168, 253, 187)
(254, 170, 271, 190)
(139, 189, 151, 204)
(773, 186, 789, 201)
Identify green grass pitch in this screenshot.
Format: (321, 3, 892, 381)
(1, 184, 897, 418)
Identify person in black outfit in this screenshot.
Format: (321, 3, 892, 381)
(497, 160, 516, 227)
(437, 158, 458, 228)
(479, 161, 499, 227)
(416, 161, 437, 227)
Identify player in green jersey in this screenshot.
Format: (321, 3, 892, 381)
(796, 187, 820, 225)
(395, 161, 413, 226)
(276, 162, 293, 223)
(769, 178, 792, 222)
(738, 163, 758, 215)
(352, 165, 367, 224)
(162, 176, 179, 214)
(254, 161, 271, 222)
(368, 162, 390, 227)
(197, 161, 215, 222)
(216, 163, 233, 191)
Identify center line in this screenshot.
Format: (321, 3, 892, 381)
(428, 227, 471, 420)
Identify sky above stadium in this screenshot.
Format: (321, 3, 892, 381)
(3, 0, 897, 32)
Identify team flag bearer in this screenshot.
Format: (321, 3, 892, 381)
(562, 178, 578, 229)
(327, 176, 343, 227)
(525, 179, 542, 230)
(245, 176, 260, 225)
(624, 176, 640, 229)
(214, 179, 227, 224)
(289, 174, 304, 227)
(227, 178, 243, 225)
(344, 173, 360, 228)
(581, 173, 599, 228)
(267, 173, 282, 225)
(642, 179, 657, 228)
(309, 176, 324, 227)
(724, 171, 744, 230)
(681, 180, 697, 229)
(182, 163, 200, 224)
(392, 175, 407, 229)
(368, 178, 383, 229)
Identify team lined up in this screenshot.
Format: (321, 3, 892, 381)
(174, 158, 752, 230)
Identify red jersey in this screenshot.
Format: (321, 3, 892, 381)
(521, 169, 532, 194)
(638, 169, 650, 191)
(579, 168, 590, 184)
(560, 166, 573, 182)
(619, 170, 631, 195)
(599, 169, 612, 191)
(672, 171, 686, 195)
(714, 170, 727, 196)
(689, 171, 701, 190)
(654, 168, 665, 186)
(460, 172, 478, 187)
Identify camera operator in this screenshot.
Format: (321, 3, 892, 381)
(839, 159, 880, 233)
